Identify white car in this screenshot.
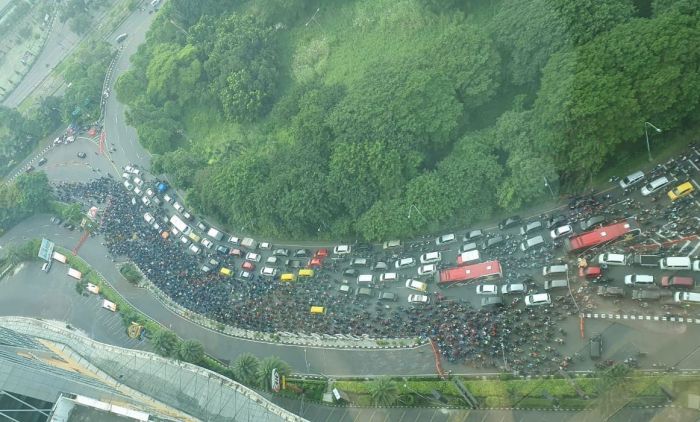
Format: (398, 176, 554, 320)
(435, 233, 456, 245)
(182, 211, 192, 220)
(619, 170, 644, 189)
(201, 238, 214, 249)
(641, 176, 670, 196)
(246, 252, 262, 262)
(124, 165, 139, 174)
(501, 283, 527, 295)
(334, 245, 352, 255)
(405, 279, 428, 292)
(189, 244, 201, 254)
(694, 260, 700, 272)
(141, 196, 150, 206)
(143, 213, 155, 224)
(408, 294, 430, 304)
(163, 194, 174, 204)
(133, 186, 142, 196)
(121, 172, 130, 179)
(525, 293, 551, 307)
(420, 251, 442, 264)
(550, 224, 573, 239)
(260, 267, 279, 277)
(598, 253, 627, 266)
(260, 242, 272, 250)
(395, 257, 416, 269)
(133, 177, 144, 187)
(229, 236, 241, 245)
(123, 181, 134, 191)
(173, 202, 185, 212)
(171, 227, 180, 237)
(476, 284, 498, 295)
(152, 222, 161, 231)
(417, 264, 437, 276)
(145, 188, 155, 198)
(266, 256, 279, 265)
(180, 235, 190, 245)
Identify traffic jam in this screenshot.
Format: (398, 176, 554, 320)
(53, 143, 700, 374)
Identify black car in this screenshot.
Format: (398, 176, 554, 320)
(481, 235, 505, 250)
(580, 215, 607, 231)
(589, 334, 603, 359)
(545, 215, 567, 229)
(77, 152, 87, 158)
(294, 249, 310, 258)
(343, 268, 359, 278)
(285, 259, 302, 269)
(25, 165, 35, 173)
(354, 243, 373, 253)
(216, 245, 230, 255)
(37, 157, 47, 166)
(378, 292, 398, 302)
(498, 216, 521, 230)
(480, 296, 504, 309)
(273, 248, 289, 257)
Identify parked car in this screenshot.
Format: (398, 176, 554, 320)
(273, 248, 290, 257)
(525, 293, 551, 307)
(395, 257, 417, 269)
(519, 221, 542, 236)
(618, 170, 645, 189)
(498, 216, 521, 230)
(333, 245, 352, 255)
(408, 294, 430, 304)
(417, 264, 437, 276)
(419, 252, 441, 265)
(435, 234, 456, 245)
(545, 215, 567, 229)
(501, 283, 527, 295)
(405, 279, 428, 292)
(641, 176, 670, 196)
(476, 284, 498, 295)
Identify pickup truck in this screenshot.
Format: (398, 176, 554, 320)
(597, 286, 625, 297)
(630, 254, 661, 267)
(632, 288, 672, 301)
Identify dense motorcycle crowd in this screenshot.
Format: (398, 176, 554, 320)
(52, 143, 700, 376)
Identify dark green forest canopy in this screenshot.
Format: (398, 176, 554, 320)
(114, 0, 700, 240)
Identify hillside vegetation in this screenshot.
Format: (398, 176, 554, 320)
(115, 0, 700, 240)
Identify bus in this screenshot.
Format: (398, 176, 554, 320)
(566, 219, 639, 253)
(437, 260, 502, 287)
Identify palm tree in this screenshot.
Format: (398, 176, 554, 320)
(178, 339, 204, 363)
(257, 356, 291, 392)
(152, 329, 179, 357)
(232, 353, 260, 386)
(368, 377, 399, 406)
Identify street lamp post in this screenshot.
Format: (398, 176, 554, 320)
(407, 204, 426, 222)
(543, 176, 555, 199)
(644, 121, 662, 162)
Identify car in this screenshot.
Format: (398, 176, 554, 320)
(228, 236, 241, 245)
(435, 234, 456, 245)
(314, 248, 329, 258)
(37, 157, 47, 166)
(197, 222, 208, 232)
(122, 172, 130, 179)
(124, 165, 136, 174)
(350, 258, 369, 267)
(308, 257, 324, 268)
(123, 181, 134, 191)
(417, 264, 437, 276)
(208, 258, 220, 268)
(501, 283, 527, 295)
(241, 261, 255, 271)
(266, 256, 279, 265)
(245, 252, 261, 262)
(579, 215, 607, 231)
(260, 242, 272, 250)
(481, 297, 504, 309)
(458, 242, 478, 253)
(334, 245, 352, 255)
(50, 216, 62, 225)
(619, 171, 645, 189)
(356, 287, 373, 297)
(545, 215, 568, 229)
(481, 236, 505, 250)
(260, 267, 279, 277)
(229, 248, 243, 257)
(343, 268, 359, 278)
(143, 212, 155, 224)
(668, 182, 695, 201)
(419, 252, 442, 265)
(589, 335, 603, 359)
(519, 221, 542, 236)
(285, 259, 302, 269)
(188, 244, 201, 254)
(201, 238, 214, 249)
(354, 243, 372, 253)
(77, 152, 87, 158)
(463, 229, 483, 242)
(182, 211, 193, 220)
(216, 245, 230, 255)
(180, 235, 191, 245)
(141, 196, 151, 206)
(405, 279, 428, 292)
(498, 216, 522, 230)
(373, 261, 389, 271)
(133, 186, 142, 196)
(641, 176, 670, 196)
(694, 260, 700, 272)
(525, 293, 551, 306)
(407, 294, 430, 304)
(383, 240, 402, 250)
(598, 253, 627, 266)
(294, 249, 310, 258)
(597, 286, 625, 297)
(41, 262, 52, 273)
(201, 265, 212, 273)
(378, 292, 398, 302)
(379, 272, 398, 282)
(273, 248, 289, 257)
(238, 270, 253, 280)
(520, 235, 545, 251)
(173, 202, 185, 212)
(338, 285, 351, 294)
(624, 274, 654, 286)
(133, 177, 144, 187)
(395, 257, 416, 269)
(163, 194, 174, 203)
(171, 227, 180, 237)
(476, 284, 499, 295)
(550, 224, 573, 239)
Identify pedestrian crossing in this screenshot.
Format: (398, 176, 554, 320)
(585, 312, 700, 324)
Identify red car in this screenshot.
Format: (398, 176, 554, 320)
(241, 261, 255, 271)
(314, 248, 329, 258)
(308, 257, 324, 268)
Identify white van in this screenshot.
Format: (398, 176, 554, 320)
(544, 279, 568, 291)
(379, 272, 398, 282)
(659, 257, 692, 270)
(520, 235, 545, 251)
(358, 274, 374, 285)
(542, 264, 568, 278)
(623, 274, 654, 286)
(598, 253, 627, 266)
(619, 170, 645, 189)
(674, 291, 700, 304)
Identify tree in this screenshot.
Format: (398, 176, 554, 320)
(257, 356, 291, 392)
(151, 330, 179, 357)
(177, 339, 205, 363)
(15, 172, 51, 213)
(232, 353, 259, 386)
(368, 377, 399, 406)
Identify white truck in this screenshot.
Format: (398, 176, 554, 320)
(169, 215, 192, 236)
(207, 227, 224, 241)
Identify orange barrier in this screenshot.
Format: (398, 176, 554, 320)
(429, 338, 447, 379)
(580, 315, 585, 339)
